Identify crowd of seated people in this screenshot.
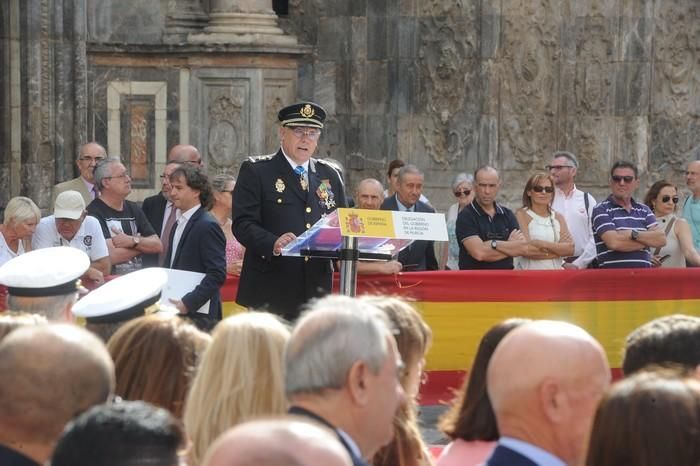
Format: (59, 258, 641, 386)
(0, 289, 698, 466)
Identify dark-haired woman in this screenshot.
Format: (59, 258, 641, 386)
(643, 180, 700, 267)
(436, 319, 529, 466)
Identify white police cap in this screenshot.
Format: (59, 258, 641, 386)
(0, 247, 90, 297)
(72, 267, 169, 324)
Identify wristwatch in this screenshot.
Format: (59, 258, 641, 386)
(491, 239, 498, 250)
(630, 230, 639, 241)
(132, 235, 141, 248)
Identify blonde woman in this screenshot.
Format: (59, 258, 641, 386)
(0, 196, 40, 266)
(364, 296, 434, 466)
(183, 312, 290, 466)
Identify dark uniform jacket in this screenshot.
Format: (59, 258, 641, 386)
(232, 149, 346, 321)
(380, 195, 439, 271)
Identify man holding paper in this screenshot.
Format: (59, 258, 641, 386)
(166, 164, 226, 331)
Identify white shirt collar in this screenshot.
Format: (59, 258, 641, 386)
(281, 148, 309, 172)
(395, 195, 415, 212)
(177, 203, 201, 222)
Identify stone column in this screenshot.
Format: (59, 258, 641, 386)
(188, 0, 296, 46)
(164, 0, 208, 43)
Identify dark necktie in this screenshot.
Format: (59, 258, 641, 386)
(159, 204, 177, 265)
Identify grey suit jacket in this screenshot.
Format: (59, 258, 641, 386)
(52, 176, 93, 207)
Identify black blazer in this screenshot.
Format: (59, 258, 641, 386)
(288, 406, 370, 466)
(380, 195, 438, 271)
(167, 207, 226, 321)
(141, 192, 168, 267)
(232, 150, 346, 321)
(484, 444, 539, 466)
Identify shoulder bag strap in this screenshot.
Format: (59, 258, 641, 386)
(653, 217, 676, 256)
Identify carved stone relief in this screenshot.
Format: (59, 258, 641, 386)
(206, 87, 247, 171)
(417, 11, 477, 168)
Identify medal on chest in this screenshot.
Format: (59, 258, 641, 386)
(316, 179, 336, 209)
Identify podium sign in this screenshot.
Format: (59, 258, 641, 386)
(338, 208, 448, 242)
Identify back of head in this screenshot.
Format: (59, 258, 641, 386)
(486, 320, 610, 465)
(285, 295, 390, 397)
(184, 312, 291, 466)
(0, 324, 115, 445)
(362, 296, 432, 466)
(623, 314, 700, 375)
(52, 400, 185, 466)
(0, 311, 47, 342)
(107, 315, 211, 418)
(487, 320, 608, 414)
(586, 369, 700, 466)
(203, 418, 352, 466)
(439, 318, 529, 441)
(362, 296, 431, 388)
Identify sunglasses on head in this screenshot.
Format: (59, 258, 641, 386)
(454, 189, 471, 198)
(612, 175, 635, 183)
(661, 195, 679, 204)
(531, 186, 554, 193)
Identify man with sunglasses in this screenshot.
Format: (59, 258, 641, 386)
(591, 161, 665, 268)
(548, 151, 598, 269)
(52, 142, 107, 207)
(232, 102, 346, 321)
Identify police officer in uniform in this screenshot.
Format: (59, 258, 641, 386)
(232, 102, 346, 321)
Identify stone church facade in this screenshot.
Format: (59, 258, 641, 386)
(1, 0, 699, 213)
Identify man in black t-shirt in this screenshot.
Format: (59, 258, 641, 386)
(87, 158, 162, 274)
(456, 166, 529, 269)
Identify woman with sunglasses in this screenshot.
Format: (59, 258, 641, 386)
(515, 173, 574, 269)
(643, 181, 700, 267)
(444, 173, 475, 269)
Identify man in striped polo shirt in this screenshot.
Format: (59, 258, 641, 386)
(591, 161, 666, 268)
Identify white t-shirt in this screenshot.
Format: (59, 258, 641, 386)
(32, 215, 109, 262)
(0, 233, 26, 267)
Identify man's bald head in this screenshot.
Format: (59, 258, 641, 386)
(167, 144, 202, 166)
(355, 178, 385, 210)
(203, 418, 352, 466)
(487, 320, 610, 465)
(0, 324, 115, 447)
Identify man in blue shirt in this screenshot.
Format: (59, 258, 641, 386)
(485, 320, 610, 466)
(682, 160, 700, 252)
(592, 161, 665, 268)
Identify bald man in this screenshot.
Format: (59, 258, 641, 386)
(485, 320, 610, 466)
(354, 178, 402, 274)
(168, 144, 203, 167)
(0, 324, 115, 466)
(203, 419, 352, 466)
(52, 142, 107, 206)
